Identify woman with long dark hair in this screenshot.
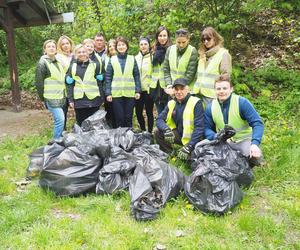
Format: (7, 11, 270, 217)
(149, 26, 172, 114)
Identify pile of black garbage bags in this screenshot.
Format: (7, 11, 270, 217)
(27, 111, 254, 219)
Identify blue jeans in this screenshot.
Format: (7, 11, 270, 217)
(46, 102, 65, 139)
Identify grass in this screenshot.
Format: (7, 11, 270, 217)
(0, 109, 300, 249)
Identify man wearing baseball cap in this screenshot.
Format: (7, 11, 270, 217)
(154, 78, 205, 160)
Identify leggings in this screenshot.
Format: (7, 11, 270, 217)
(135, 91, 154, 133)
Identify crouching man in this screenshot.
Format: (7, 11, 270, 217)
(205, 74, 264, 166)
(154, 78, 204, 160)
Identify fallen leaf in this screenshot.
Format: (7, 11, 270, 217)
(175, 230, 185, 237)
(154, 243, 167, 250)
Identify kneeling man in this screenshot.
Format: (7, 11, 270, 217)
(205, 74, 264, 166)
(154, 78, 204, 160)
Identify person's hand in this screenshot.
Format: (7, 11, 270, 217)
(250, 144, 261, 158)
(106, 95, 112, 102)
(69, 102, 74, 109)
(66, 76, 74, 85)
(178, 145, 193, 160)
(135, 93, 140, 100)
(216, 125, 235, 141)
(164, 128, 175, 144)
(96, 74, 104, 81)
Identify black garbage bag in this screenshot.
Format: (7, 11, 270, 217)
(186, 126, 254, 215)
(62, 131, 111, 159)
(39, 144, 102, 196)
(132, 131, 153, 148)
(81, 110, 110, 132)
(26, 147, 45, 178)
(130, 147, 185, 221)
(96, 146, 136, 194)
(185, 164, 244, 215)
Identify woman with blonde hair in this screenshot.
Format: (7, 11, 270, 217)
(35, 40, 66, 139)
(66, 44, 103, 126)
(56, 35, 75, 129)
(56, 35, 74, 71)
(193, 27, 232, 105)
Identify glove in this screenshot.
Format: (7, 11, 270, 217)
(178, 145, 193, 160)
(66, 76, 74, 85)
(216, 125, 236, 141)
(164, 128, 175, 144)
(96, 74, 104, 81)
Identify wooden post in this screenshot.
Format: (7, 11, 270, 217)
(4, 6, 21, 112)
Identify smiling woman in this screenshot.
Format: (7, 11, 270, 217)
(193, 27, 232, 106)
(35, 40, 66, 139)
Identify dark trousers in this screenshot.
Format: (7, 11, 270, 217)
(104, 100, 116, 128)
(75, 106, 99, 126)
(112, 97, 135, 128)
(153, 128, 182, 153)
(62, 99, 69, 130)
(135, 91, 154, 133)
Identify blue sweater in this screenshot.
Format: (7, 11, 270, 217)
(204, 94, 264, 145)
(156, 94, 204, 148)
(105, 52, 141, 96)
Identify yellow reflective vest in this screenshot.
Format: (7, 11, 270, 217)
(135, 52, 152, 93)
(169, 44, 193, 83)
(151, 63, 165, 89)
(166, 96, 200, 145)
(111, 55, 135, 98)
(193, 48, 227, 98)
(94, 53, 103, 73)
(71, 62, 100, 100)
(211, 94, 252, 142)
(43, 59, 65, 100)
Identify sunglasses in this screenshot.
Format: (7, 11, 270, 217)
(201, 37, 212, 42)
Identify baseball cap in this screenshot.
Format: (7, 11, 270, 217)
(172, 78, 188, 87)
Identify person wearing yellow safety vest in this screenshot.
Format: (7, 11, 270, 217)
(66, 44, 103, 126)
(163, 29, 198, 94)
(104, 39, 117, 128)
(204, 75, 264, 166)
(193, 27, 232, 106)
(35, 40, 66, 139)
(56, 35, 75, 130)
(105, 36, 141, 128)
(154, 78, 204, 160)
(150, 26, 172, 114)
(83, 38, 105, 97)
(135, 37, 154, 133)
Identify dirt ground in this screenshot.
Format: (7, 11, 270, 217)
(0, 105, 50, 142)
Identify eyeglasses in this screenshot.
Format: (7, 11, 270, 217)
(176, 29, 189, 36)
(201, 37, 212, 42)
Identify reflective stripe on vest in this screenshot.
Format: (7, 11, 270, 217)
(211, 94, 252, 142)
(104, 55, 110, 71)
(166, 96, 200, 145)
(151, 63, 166, 88)
(43, 59, 65, 100)
(135, 52, 152, 93)
(72, 62, 100, 100)
(193, 48, 227, 98)
(169, 45, 193, 83)
(111, 55, 135, 98)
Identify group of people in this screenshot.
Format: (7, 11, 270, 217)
(35, 26, 264, 166)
